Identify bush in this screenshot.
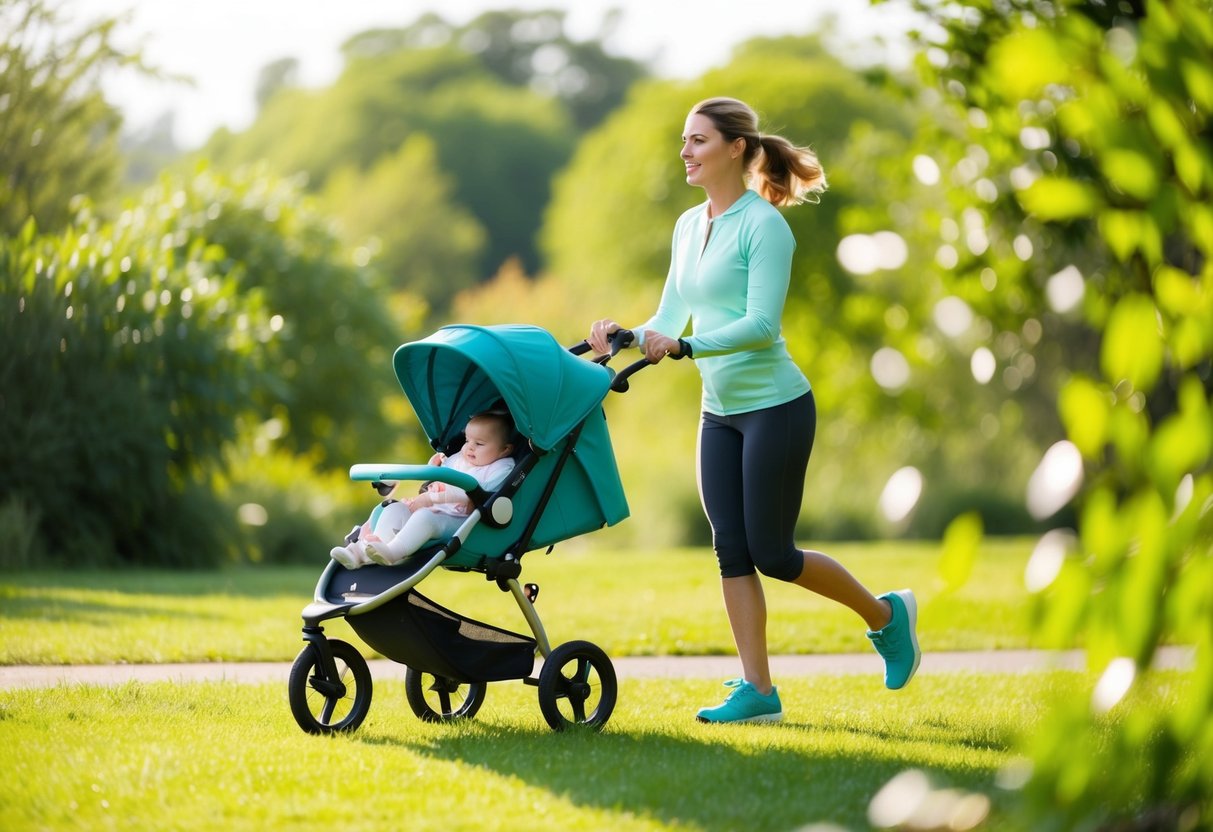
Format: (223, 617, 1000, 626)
(0, 211, 265, 567)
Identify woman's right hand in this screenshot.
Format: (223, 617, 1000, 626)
(588, 318, 621, 354)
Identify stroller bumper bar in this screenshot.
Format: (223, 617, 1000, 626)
(350, 463, 477, 492)
(350, 463, 513, 528)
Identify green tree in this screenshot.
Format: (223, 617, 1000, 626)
(878, 0, 1213, 824)
(204, 43, 573, 285)
(0, 0, 144, 236)
(322, 133, 486, 309)
(340, 8, 646, 132)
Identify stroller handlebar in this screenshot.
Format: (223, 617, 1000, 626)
(569, 328, 635, 359)
(349, 463, 478, 494)
(567, 328, 651, 393)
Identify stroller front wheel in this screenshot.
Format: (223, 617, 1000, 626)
(404, 668, 486, 722)
(288, 639, 373, 734)
(537, 640, 617, 732)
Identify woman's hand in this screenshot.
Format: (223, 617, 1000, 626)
(642, 330, 681, 363)
(588, 318, 620, 354)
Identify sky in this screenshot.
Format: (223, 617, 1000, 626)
(65, 0, 921, 149)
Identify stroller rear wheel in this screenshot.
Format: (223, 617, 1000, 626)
(404, 668, 486, 722)
(288, 639, 373, 734)
(537, 640, 617, 731)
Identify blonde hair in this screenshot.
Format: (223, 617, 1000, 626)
(690, 97, 827, 207)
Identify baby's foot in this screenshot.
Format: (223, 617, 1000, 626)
(330, 546, 364, 570)
(365, 542, 398, 566)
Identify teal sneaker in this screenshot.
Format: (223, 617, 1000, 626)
(696, 679, 783, 724)
(867, 589, 921, 690)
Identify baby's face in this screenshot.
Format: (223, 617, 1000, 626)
(461, 420, 511, 466)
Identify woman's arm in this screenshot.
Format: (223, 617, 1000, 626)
(684, 213, 796, 357)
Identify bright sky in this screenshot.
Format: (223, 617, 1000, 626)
(67, 0, 920, 148)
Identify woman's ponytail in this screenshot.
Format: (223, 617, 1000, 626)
(753, 134, 827, 207)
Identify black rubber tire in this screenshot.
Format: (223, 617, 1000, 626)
(404, 667, 486, 722)
(536, 640, 617, 731)
(288, 639, 372, 735)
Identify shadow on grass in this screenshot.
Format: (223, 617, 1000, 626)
(0, 591, 226, 625)
(355, 720, 1014, 831)
(0, 565, 319, 599)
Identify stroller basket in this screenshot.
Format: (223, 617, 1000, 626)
(347, 590, 536, 684)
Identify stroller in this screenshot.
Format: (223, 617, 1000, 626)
(288, 324, 647, 734)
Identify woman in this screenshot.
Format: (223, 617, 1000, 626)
(588, 97, 920, 724)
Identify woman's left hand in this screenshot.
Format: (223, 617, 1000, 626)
(642, 330, 681, 363)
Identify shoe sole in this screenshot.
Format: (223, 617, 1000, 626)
(696, 711, 783, 724)
(891, 589, 921, 690)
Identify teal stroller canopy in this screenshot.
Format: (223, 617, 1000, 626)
(395, 324, 613, 453)
(393, 324, 628, 558)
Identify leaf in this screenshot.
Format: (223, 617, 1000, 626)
(1059, 376, 1110, 458)
(1098, 210, 1141, 262)
(1101, 148, 1160, 201)
(1101, 294, 1163, 392)
(1018, 178, 1100, 221)
(988, 28, 1069, 100)
(1180, 58, 1213, 110)
(939, 511, 983, 592)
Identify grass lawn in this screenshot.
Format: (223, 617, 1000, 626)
(0, 670, 1108, 832)
(0, 538, 1034, 665)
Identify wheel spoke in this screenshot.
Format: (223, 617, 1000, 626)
(437, 689, 453, 716)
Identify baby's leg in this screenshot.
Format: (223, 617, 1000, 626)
(366, 510, 449, 565)
(372, 501, 412, 540)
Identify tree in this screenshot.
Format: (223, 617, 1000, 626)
(322, 133, 486, 309)
(875, 0, 1213, 824)
(203, 43, 574, 285)
(0, 0, 143, 236)
(340, 8, 647, 132)
(254, 56, 299, 112)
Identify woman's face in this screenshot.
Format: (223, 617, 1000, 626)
(681, 113, 743, 190)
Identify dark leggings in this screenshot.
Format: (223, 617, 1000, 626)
(696, 391, 816, 582)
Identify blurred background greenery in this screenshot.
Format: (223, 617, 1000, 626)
(2, 0, 1211, 825)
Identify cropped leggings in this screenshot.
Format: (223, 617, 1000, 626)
(696, 391, 816, 582)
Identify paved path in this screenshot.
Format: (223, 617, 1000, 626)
(0, 647, 1193, 689)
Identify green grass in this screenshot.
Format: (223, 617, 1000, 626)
(0, 671, 1095, 831)
(0, 539, 1035, 665)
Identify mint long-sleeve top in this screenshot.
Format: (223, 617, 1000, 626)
(636, 189, 811, 416)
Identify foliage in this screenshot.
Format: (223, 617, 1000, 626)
(882, 0, 1213, 824)
(322, 133, 486, 309)
(204, 31, 578, 287)
(134, 166, 409, 468)
(0, 161, 416, 567)
(341, 9, 647, 133)
(0, 0, 143, 237)
(0, 209, 263, 566)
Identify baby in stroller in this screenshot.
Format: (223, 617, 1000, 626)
(330, 410, 516, 569)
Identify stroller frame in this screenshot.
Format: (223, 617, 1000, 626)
(288, 326, 647, 734)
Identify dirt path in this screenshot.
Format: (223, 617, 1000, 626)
(0, 647, 1194, 689)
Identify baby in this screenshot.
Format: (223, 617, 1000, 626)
(330, 411, 516, 569)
